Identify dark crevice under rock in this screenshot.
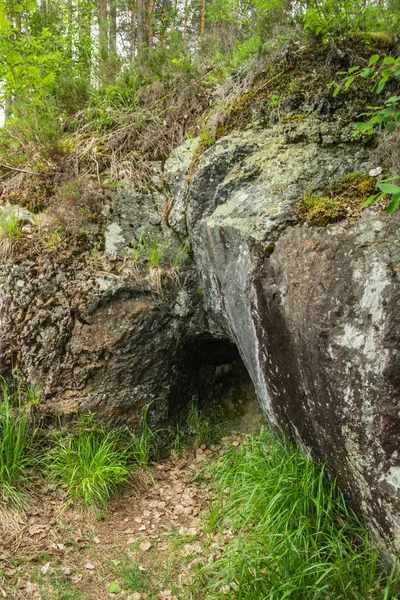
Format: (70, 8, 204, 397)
(167, 335, 258, 422)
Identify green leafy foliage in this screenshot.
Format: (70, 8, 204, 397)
(335, 55, 400, 134)
(202, 428, 400, 599)
(301, 0, 398, 42)
(363, 177, 400, 214)
(108, 582, 122, 594)
(333, 54, 400, 212)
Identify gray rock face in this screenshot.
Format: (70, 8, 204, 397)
(0, 182, 255, 431)
(186, 124, 400, 560)
(0, 257, 204, 425)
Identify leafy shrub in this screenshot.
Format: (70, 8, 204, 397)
(0, 101, 64, 168)
(302, 0, 392, 42)
(333, 54, 400, 212)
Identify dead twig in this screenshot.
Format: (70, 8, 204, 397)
(0, 163, 35, 175)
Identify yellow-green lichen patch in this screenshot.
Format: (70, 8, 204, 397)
(295, 194, 347, 226)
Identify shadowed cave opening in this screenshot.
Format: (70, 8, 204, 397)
(168, 335, 260, 429)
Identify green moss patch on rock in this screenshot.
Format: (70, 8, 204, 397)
(296, 171, 377, 226)
(332, 171, 376, 201)
(296, 194, 347, 226)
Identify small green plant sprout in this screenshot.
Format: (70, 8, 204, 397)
(128, 231, 147, 263)
(45, 226, 64, 251)
(80, 206, 99, 221)
(269, 94, 280, 109)
(172, 239, 191, 270)
(32, 212, 43, 231)
(90, 242, 103, 269)
(167, 239, 191, 285)
(187, 400, 220, 449)
(47, 413, 134, 509)
(146, 237, 168, 293)
(170, 424, 184, 458)
(130, 403, 156, 470)
(123, 231, 148, 279)
(147, 237, 167, 269)
(363, 175, 400, 214)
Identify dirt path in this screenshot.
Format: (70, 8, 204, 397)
(0, 440, 238, 600)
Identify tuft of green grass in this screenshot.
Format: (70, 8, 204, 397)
(113, 558, 149, 593)
(0, 377, 38, 511)
(31, 567, 85, 600)
(0, 210, 24, 243)
(47, 413, 133, 509)
(130, 403, 156, 469)
(170, 424, 184, 457)
(202, 428, 400, 599)
(45, 226, 64, 251)
(172, 239, 191, 270)
(125, 230, 147, 263)
(147, 237, 167, 269)
(188, 401, 221, 449)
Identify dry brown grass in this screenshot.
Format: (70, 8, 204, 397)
(374, 128, 400, 174)
(0, 74, 208, 207)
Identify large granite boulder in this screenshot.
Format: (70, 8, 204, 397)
(184, 121, 400, 560)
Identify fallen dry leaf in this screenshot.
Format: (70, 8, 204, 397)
(139, 541, 152, 551)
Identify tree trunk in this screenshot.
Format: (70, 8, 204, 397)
(183, 0, 189, 43)
(108, 0, 117, 82)
(146, 0, 154, 50)
(109, 0, 117, 56)
(78, 0, 92, 77)
(40, 0, 47, 22)
(136, 0, 145, 49)
(99, 0, 108, 81)
(130, 4, 136, 60)
(161, 0, 167, 47)
(67, 0, 73, 58)
(200, 0, 206, 40)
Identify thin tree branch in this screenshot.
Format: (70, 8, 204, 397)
(0, 163, 35, 175)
